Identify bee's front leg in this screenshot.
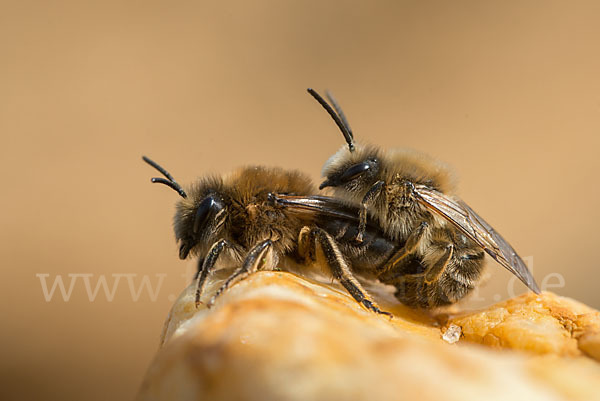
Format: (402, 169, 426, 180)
(355, 180, 385, 243)
(195, 239, 232, 307)
(208, 239, 275, 308)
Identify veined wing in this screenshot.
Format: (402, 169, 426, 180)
(270, 194, 361, 221)
(413, 185, 540, 293)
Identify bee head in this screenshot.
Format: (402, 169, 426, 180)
(320, 145, 381, 196)
(174, 188, 227, 259)
(143, 156, 227, 260)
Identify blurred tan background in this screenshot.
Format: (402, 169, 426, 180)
(2, 1, 600, 400)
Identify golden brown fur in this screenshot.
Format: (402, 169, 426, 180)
(323, 145, 456, 195)
(322, 144, 455, 241)
(175, 166, 316, 260)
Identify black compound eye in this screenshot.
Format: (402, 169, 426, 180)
(339, 162, 371, 183)
(193, 196, 221, 234)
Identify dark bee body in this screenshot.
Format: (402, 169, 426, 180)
(143, 158, 399, 315)
(324, 217, 404, 273)
(278, 194, 411, 273)
(303, 89, 540, 309)
(275, 192, 479, 309)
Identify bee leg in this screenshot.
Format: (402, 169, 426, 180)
(307, 227, 392, 317)
(421, 244, 456, 308)
(193, 257, 204, 280)
(195, 239, 232, 307)
(356, 180, 386, 243)
(207, 239, 274, 308)
(387, 243, 454, 309)
(423, 244, 454, 285)
(298, 226, 316, 263)
(383, 221, 429, 273)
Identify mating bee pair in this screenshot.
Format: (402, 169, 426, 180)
(143, 89, 539, 315)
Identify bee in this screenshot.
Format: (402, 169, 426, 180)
(142, 156, 401, 316)
(298, 88, 540, 309)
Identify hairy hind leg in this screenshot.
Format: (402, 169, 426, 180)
(391, 244, 454, 309)
(383, 221, 429, 274)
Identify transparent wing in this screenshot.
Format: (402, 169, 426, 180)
(413, 185, 540, 293)
(270, 194, 361, 221)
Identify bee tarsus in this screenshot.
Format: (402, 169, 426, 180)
(195, 239, 231, 307)
(207, 239, 275, 308)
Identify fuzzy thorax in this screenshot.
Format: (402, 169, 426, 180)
(173, 166, 317, 260)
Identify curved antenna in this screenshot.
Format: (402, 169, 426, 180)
(307, 88, 355, 152)
(142, 156, 187, 198)
(150, 178, 188, 198)
(325, 90, 353, 141)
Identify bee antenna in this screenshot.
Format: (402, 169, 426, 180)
(142, 156, 188, 198)
(324, 90, 353, 141)
(307, 88, 355, 152)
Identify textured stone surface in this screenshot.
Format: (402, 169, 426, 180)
(445, 292, 600, 359)
(137, 271, 600, 401)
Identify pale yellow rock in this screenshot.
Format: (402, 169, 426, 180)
(137, 271, 600, 401)
(446, 292, 600, 359)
